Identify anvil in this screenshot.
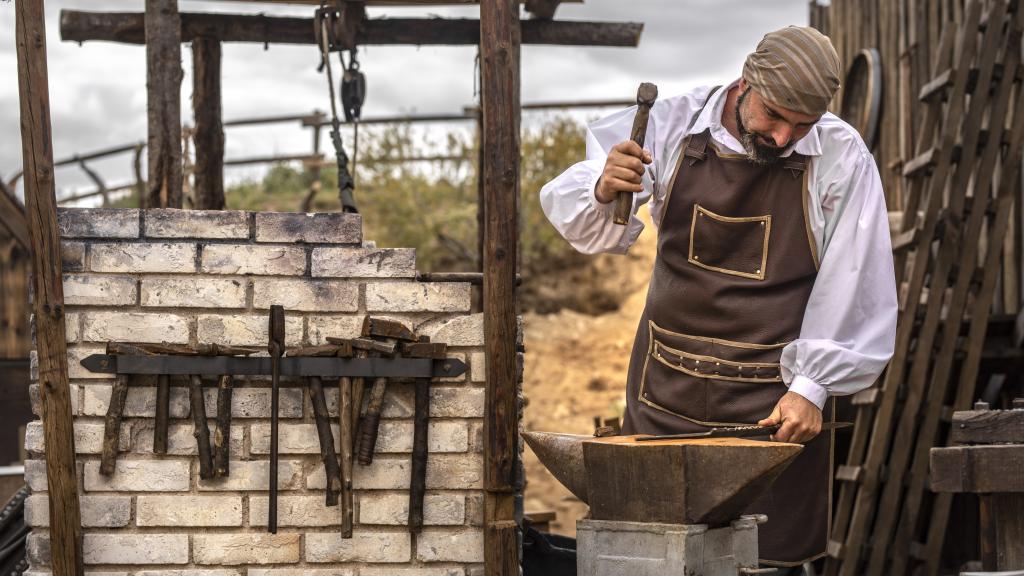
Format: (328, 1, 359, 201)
(523, 431, 803, 526)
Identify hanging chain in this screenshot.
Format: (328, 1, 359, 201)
(316, 6, 358, 213)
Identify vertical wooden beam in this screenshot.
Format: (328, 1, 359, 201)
(14, 1, 84, 574)
(480, 0, 521, 573)
(191, 36, 225, 210)
(146, 0, 184, 209)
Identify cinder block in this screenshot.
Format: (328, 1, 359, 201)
(419, 314, 484, 346)
(137, 495, 243, 526)
(59, 208, 139, 239)
(83, 460, 191, 492)
(24, 495, 131, 528)
(63, 274, 137, 306)
(365, 282, 471, 313)
(81, 311, 189, 344)
(90, 242, 196, 273)
(305, 531, 411, 563)
(197, 460, 303, 491)
(197, 314, 303, 347)
(254, 212, 361, 244)
(307, 315, 362, 345)
(249, 495, 343, 527)
(193, 534, 300, 565)
(252, 279, 358, 312)
(311, 247, 416, 278)
(415, 528, 484, 562)
(201, 244, 306, 276)
(358, 493, 465, 526)
(145, 209, 250, 239)
(83, 534, 189, 565)
(140, 277, 246, 308)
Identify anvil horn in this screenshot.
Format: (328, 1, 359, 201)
(522, 431, 590, 503)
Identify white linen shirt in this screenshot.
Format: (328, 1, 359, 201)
(539, 82, 897, 409)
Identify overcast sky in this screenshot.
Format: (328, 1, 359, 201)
(0, 0, 808, 202)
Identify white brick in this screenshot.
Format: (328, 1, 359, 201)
(420, 314, 484, 346)
(62, 240, 86, 271)
(24, 459, 49, 491)
(470, 352, 485, 382)
(366, 283, 471, 313)
(25, 421, 124, 455)
(361, 569, 463, 576)
(30, 383, 80, 416)
(82, 382, 189, 418)
(373, 420, 469, 453)
(430, 387, 485, 418)
(427, 454, 483, 489)
(193, 534, 300, 565)
(25, 495, 131, 527)
(197, 460, 303, 491)
(255, 212, 361, 244)
(59, 208, 139, 238)
(202, 386, 303, 419)
(253, 278, 358, 312)
(136, 571, 241, 576)
(359, 493, 465, 526)
(84, 460, 190, 492)
(83, 534, 189, 565)
(81, 311, 190, 344)
(129, 421, 244, 458)
(416, 528, 484, 562)
(251, 423, 337, 454)
(248, 571, 353, 576)
(141, 277, 246, 308)
(137, 495, 243, 526)
(201, 244, 305, 275)
(63, 274, 137, 306)
(305, 531, 411, 563)
(250, 495, 343, 527)
(308, 315, 363, 344)
(90, 242, 196, 273)
(325, 381, 415, 418)
(65, 312, 82, 343)
(197, 314, 303, 346)
(312, 247, 416, 278)
(308, 457, 409, 490)
(26, 532, 50, 565)
(146, 208, 249, 239)
(67, 346, 108, 379)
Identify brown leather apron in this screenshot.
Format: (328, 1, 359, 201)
(620, 121, 834, 566)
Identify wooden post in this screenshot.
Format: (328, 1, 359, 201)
(480, 0, 521, 573)
(146, 0, 184, 208)
(14, 1, 85, 573)
(191, 36, 225, 210)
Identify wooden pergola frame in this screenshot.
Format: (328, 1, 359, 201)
(15, 1, 641, 574)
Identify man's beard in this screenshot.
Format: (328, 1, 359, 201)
(735, 87, 786, 165)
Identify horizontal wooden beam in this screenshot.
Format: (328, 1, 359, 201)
(60, 10, 642, 48)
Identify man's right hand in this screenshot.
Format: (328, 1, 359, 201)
(595, 141, 653, 204)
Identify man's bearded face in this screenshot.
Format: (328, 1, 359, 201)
(735, 87, 787, 165)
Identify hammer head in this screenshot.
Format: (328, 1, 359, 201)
(636, 82, 658, 108)
(269, 305, 286, 353)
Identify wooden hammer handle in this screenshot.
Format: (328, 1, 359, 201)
(613, 82, 659, 225)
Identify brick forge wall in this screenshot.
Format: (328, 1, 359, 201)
(24, 208, 492, 576)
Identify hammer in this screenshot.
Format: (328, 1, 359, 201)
(613, 82, 659, 226)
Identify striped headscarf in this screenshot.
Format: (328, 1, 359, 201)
(742, 26, 841, 117)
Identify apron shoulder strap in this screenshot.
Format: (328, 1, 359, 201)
(682, 86, 722, 165)
(782, 154, 809, 178)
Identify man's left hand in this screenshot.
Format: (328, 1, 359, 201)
(758, 391, 822, 443)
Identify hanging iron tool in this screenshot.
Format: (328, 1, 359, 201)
(314, 5, 359, 214)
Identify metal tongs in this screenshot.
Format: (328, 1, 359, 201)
(635, 421, 852, 441)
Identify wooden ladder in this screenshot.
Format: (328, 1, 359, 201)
(824, 1, 1024, 574)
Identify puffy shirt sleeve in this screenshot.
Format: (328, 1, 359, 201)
(780, 147, 898, 409)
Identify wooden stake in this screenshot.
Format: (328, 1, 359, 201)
(99, 374, 130, 476)
(15, 0, 84, 572)
(308, 376, 342, 506)
(339, 376, 354, 537)
(189, 375, 214, 479)
(213, 375, 232, 478)
(145, 0, 184, 208)
(191, 36, 225, 210)
(480, 0, 521, 572)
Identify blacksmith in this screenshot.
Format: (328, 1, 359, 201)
(540, 26, 897, 570)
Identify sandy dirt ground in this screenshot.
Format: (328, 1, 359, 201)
(521, 214, 658, 536)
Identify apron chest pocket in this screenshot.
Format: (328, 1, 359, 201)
(688, 204, 770, 280)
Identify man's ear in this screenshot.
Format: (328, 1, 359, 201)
(738, 77, 748, 92)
